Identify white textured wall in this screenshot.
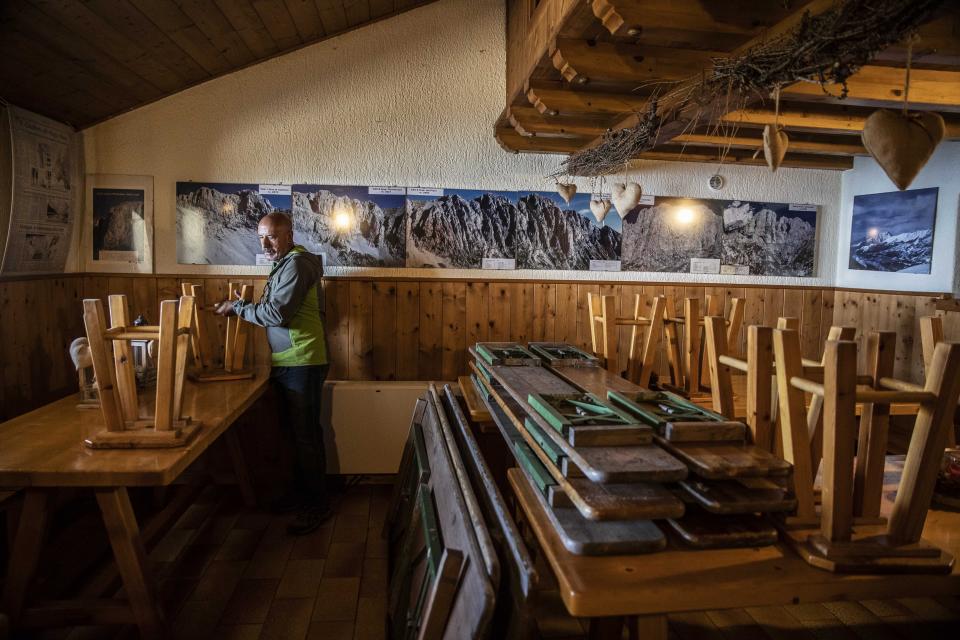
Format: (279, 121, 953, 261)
(83, 0, 842, 286)
(836, 141, 960, 294)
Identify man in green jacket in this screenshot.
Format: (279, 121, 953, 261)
(215, 212, 330, 535)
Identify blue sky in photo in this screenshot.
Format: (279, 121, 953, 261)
(176, 181, 291, 210)
(293, 184, 406, 209)
(851, 188, 939, 238)
(522, 190, 622, 232)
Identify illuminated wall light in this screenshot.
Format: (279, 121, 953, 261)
(333, 208, 352, 231)
(867, 227, 879, 239)
(673, 206, 695, 226)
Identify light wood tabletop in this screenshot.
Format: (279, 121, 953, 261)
(0, 368, 270, 487)
(508, 457, 960, 623)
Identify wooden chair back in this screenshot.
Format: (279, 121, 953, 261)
(664, 296, 744, 394)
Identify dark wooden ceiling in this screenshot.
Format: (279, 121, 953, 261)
(0, 0, 437, 129)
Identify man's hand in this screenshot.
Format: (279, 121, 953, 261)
(214, 290, 244, 317)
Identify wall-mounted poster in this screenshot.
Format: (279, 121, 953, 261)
(721, 201, 817, 277)
(405, 188, 517, 268)
(848, 187, 938, 274)
(621, 197, 722, 272)
(514, 191, 621, 270)
(292, 185, 406, 267)
(84, 174, 153, 273)
(621, 196, 817, 276)
(176, 182, 291, 265)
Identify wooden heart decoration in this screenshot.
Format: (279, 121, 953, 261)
(861, 109, 945, 190)
(589, 198, 612, 224)
(763, 124, 789, 172)
(556, 182, 577, 204)
(611, 182, 642, 219)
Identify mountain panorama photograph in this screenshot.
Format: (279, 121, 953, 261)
(848, 187, 938, 274)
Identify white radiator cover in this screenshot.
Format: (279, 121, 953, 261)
(320, 381, 429, 474)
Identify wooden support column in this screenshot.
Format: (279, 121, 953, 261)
(853, 331, 895, 518)
(821, 340, 858, 543)
(633, 296, 665, 387)
(704, 316, 734, 418)
(773, 329, 816, 520)
(95, 487, 165, 640)
(108, 295, 139, 423)
(601, 295, 617, 374)
(746, 325, 774, 451)
(0, 489, 50, 625)
(153, 300, 178, 431)
(887, 342, 960, 545)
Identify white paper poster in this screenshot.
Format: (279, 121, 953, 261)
(589, 260, 622, 272)
(690, 258, 721, 274)
(1, 106, 81, 274)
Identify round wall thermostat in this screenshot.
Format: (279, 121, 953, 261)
(708, 174, 724, 191)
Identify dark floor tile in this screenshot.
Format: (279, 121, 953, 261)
(211, 624, 261, 640)
(359, 556, 387, 597)
(259, 598, 314, 640)
(189, 560, 247, 604)
(173, 599, 227, 640)
(332, 514, 369, 544)
(172, 544, 220, 579)
(306, 621, 354, 640)
(353, 595, 386, 640)
(277, 558, 326, 599)
(194, 514, 240, 546)
(244, 535, 295, 580)
(220, 578, 279, 624)
(322, 542, 365, 578)
(312, 577, 361, 622)
(290, 525, 334, 560)
(216, 529, 264, 562)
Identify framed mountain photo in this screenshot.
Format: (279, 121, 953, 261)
(848, 188, 938, 274)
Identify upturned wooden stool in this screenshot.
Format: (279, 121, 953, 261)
(587, 292, 665, 387)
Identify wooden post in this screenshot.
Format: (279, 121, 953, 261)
(627, 294, 642, 376)
(703, 316, 734, 418)
(633, 296, 665, 387)
(182, 283, 207, 369)
(726, 298, 745, 347)
(807, 326, 856, 474)
(683, 298, 700, 393)
(746, 325, 774, 451)
(173, 296, 195, 420)
(773, 328, 816, 520)
(224, 281, 238, 373)
(230, 285, 253, 371)
(919, 315, 943, 374)
(587, 292, 602, 357)
(82, 299, 125, 433)
(821, 340, 858, 543)
(0, 489, 50, 625)
(153, 300, 178, 431)
(107, 295, 139, 423)
(600, 295, 617, 374)
(662, 297, 683, 388)
(777, 317, 800, 332)
(887, 342, 960, 545)
(853, 331, 895, 518)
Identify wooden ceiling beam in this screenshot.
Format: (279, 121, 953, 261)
(781, 66, 960, 112)
(591, 0, 808, 39)
(721, 105, 960, 138)
(550, 38, 720, 86)
(526, 81, 647, 116)
(495, 126, 589, 154)
(507, 106, 613, 137)
(638, 147, 854, 170)
(673, 133, 867, 156)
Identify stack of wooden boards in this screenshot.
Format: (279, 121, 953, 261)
(469, 341, 797, 555)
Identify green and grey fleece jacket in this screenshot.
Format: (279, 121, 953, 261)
(234, 246, 328, 367)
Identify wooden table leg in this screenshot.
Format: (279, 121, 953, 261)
(635, 614, 668, 640)
(95, 487, 166, 640)
(589, 616, 625, 640)
(0, 489, 50, 626)
(225, 428, 257, 507)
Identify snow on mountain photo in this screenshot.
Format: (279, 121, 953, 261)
(292, 186, 405, 267)
(848, 188, 938, 274)
(621, 199, 722, 272)
(514, 192, 620, 270)
(721, 202, 816, 277)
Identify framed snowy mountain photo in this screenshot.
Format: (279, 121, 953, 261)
(848, 188, 938, 274)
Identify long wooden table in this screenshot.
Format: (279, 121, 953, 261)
(0, 369, 269, 639)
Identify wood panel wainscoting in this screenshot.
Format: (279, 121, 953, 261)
(2, 273, 958, 422)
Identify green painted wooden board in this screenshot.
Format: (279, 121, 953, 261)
(528, 342, 600, 367)
(476, 342, 541, 366)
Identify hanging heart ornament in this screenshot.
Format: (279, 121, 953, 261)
(861, 109, 945, 190)
(763, 124, 789, 172)
(611, 182, 642, 219)
(589, 198, 612, 224)
(556, 182, 577, 204)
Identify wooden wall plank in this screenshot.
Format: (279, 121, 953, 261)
(396, 282, 420, 380)
(465, 281, 490, 346)
(510, 283, 534, 344)
(800, 288, 823, 361)
(531, 282, 556, 342)
(348, 280, 373, 380)
(441, 282, 467, 381)
(577, 284, 599, 353)
(554, 283, 578, 345)
(418, 281, 442, 380)
(324, 279, 350, 379)
(488, 282, 511, 341)
(371, 281, 397, 380)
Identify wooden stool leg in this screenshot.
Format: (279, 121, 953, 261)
(853, 331, 895, 518)
(704, 316, 734, 418)
(601, 295, 617, 374)
(0, 489, 50, 626)
(746, 326, 774, 451)
(773, 329, 817, 520)
(588, 616, 625, 640)
(225, 429, 257, 507)
(108, 295, 139, 423)
(95, 488, 165, 640)
(821, 340, 858, 543)
(587, 293, 601, 356)
(153, 300, 178, 431)
(637, 297, 665, 387)
(683, 298, 700, 393)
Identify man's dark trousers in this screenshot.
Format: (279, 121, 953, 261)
(270, 364, 329, 507)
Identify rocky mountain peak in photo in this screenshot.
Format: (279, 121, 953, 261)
(849, 227, 933, 273)
(406, 193, 516, 268)
(514, 193, 620, 269)
(622, 203, 722, 272)
(291, 190, 405, 267)
(721, 206, 815, 277)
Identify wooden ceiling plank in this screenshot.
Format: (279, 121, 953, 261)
(368, 0, 395, 19)
(673, 133, 867, 156)
(591, 0, 803, 39)
(0, 29, 140, 116)
(507, 105, 613, 137)
(83, 0, 210, 84)
(526, 81, 648, 115)
(343, 0, 371, 26)
(0, 55, 100, 125)
(495, 126, 587, 154)
(28, 0, 184, 94)
(282, 0, 325, 41)
(8, 2, 163, 103)
(252, 0, 302, 48)
(550, 38, 721, 85)
(129, 0, 233, 75)
(722, 105, 960, 138)
(214, 0, 282, 58)
(639, 147, 854, 170)
(313, 0, 349, 34)
(173, 0, 257, 68)
(781, 66, 960, 113)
